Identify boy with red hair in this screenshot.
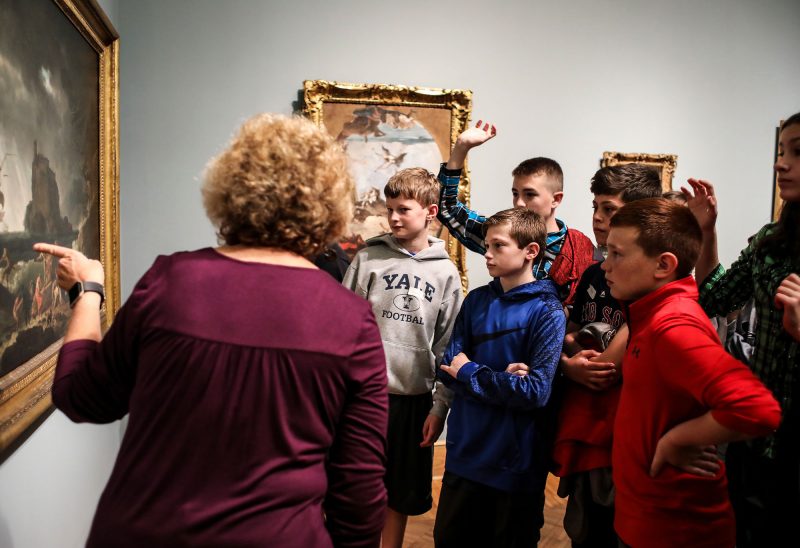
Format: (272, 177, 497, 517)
(603, 198, 781, 548)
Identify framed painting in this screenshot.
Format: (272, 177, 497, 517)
(772, 122, 783, 222)
(601, 151, 678, 192)
(303, 80, 472, 290)
(0, 0, 120, 458)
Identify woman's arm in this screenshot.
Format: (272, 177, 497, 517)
(33, 243, 104, 341)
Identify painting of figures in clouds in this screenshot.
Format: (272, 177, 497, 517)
(303, 80, 472, 291)
(321, 103, 451, 259)
(0, 0, 100, 379)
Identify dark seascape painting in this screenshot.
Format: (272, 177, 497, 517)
(0, 0, 99, 377)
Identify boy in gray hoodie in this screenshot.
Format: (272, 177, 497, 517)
(343, 167, 463, 548)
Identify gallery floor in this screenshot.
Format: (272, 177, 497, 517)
(404, 444, 569, 547)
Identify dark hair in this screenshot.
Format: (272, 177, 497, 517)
(590, 164, 663, 203)
(781, 112, 800, 132)
(610, 198, 702, 279)
(512, 157, 564, 192)
(759, 112, 800, 260)
(483, 207, 547, 254)
(662, 190, 688, 205)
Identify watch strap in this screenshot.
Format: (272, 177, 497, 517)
(68, 281, 105, 309)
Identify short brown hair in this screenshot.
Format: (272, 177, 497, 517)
(512, 157, 564, 192)
(590, 164, 662, 203)
(202, 114, 353, 258)
(383, 167, 439, 206)
(482, 207, 547, 253)
(610, 198, 701, 278)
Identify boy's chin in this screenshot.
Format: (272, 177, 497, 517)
(608, 286, 626, 301)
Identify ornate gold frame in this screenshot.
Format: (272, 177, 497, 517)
(0, 0, 120, 458)
(303, 80, 472, 291)
(601, 151, 678, 192)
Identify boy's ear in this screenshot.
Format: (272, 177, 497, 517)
(551, 191, 564, 208)
(653, 252, 679, 280)
(525, 242, 540, 261)
(426, 203, 438, 222)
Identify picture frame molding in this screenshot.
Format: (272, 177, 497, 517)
(303, 79, 472, 291)
(0, 0, 120, 458)
(601, 151, 678, 192)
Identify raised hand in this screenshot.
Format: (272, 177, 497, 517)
(680, 178, 718, 232)
(561, 349, 618, 391)
(775, 273, 800, 341)
(650, 437, 720, 478)
(32, 243, 104, 289)
(456, 120, 497, 149)
(446, 120, 497, 170)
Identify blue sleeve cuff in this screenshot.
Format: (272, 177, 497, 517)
(456, 361, 479, 382)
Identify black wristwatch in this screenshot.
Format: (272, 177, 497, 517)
(68, 281, 105, 309)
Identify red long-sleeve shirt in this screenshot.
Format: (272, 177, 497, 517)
(53, 249, 388, 548)
(612, 278, 781, 548)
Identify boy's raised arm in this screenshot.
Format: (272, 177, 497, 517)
(437, 121, 497, 255)
(446, 121, 497, 170)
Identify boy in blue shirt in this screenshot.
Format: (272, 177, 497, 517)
(434, 207, 566, 547)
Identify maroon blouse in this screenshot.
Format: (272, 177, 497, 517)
(54, 248, 388, 547)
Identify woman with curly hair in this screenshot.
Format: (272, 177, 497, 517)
(35, 114, 388, 548)
(684, 111, 800, 547)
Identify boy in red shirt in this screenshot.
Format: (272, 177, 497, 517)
(603, 198, 781, 548)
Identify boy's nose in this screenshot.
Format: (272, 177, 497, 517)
(513, 197, 525, 208)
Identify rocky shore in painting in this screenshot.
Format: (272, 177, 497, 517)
(0, 143, 76, 376)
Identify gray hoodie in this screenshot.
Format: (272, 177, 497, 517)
(343, 234, 462, 418)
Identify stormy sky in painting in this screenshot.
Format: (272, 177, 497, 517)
(0, 0, 98, 233)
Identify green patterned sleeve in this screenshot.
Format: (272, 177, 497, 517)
(698, 231, 762, 317)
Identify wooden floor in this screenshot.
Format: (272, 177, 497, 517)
(404, 444, 569, 547)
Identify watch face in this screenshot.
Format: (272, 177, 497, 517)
(68, 281, 83, 304)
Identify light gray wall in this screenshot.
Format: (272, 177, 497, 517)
(0, 1, 798, 546)
(117, 0, 800, 294)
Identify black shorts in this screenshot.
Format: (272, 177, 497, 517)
(433, 471, 545, 548)
(385, 392, 434, 516)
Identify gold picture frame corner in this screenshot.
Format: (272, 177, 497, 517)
(601, 150, 678, 192)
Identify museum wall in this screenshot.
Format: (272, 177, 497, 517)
(113, 0, 800, 295)
(0, 1, 798, 546)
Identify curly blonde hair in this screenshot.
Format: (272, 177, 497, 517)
(203, 114, 354, 258)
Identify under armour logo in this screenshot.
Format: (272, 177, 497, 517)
(631, 346, 640, 358)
